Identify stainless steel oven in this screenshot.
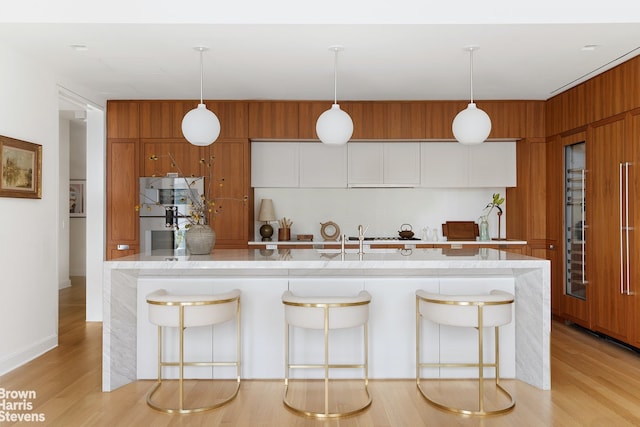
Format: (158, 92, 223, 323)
(140, 215, 190, 255)
(139, 176, 205, 255)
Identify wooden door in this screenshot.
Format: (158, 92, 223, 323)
(106, 139, 139, 259)
(628, 111, 640, 348)
(208, 139, 249, 247)
(588, 116, 628, 341)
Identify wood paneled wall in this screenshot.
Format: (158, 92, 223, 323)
(546, 55, 640, 137)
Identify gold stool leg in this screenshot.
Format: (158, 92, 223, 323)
(283, 305, 372, 419)
(146, 304, 241, 414)
(416, 302, 515, 416)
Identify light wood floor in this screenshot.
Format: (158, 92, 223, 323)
(2, 278, 640, 426)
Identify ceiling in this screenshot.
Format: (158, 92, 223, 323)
(1, 18, 640, 105)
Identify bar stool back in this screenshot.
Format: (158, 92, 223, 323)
(146, 288, 241, 414)
(415, 289, 515, 416)
(282, 290, 372, 419)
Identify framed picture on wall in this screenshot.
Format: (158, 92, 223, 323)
(69, 180, 86, 217)
(0, 135, 42, 199)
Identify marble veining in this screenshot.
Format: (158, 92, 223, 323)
(103, 248, 550, 391)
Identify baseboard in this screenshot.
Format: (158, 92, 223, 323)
(0, 335, 58, 376)
(59, 279, 71, 289)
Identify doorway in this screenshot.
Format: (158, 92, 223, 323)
(58, 87, 106, 322)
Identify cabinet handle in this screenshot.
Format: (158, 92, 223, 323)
(581, 169, 587, 285)
(117, 244, 130, 250)
(620, 163, 625, 294)
(624, 162, 632, 295)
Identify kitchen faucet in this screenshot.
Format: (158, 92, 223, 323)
(357, 224, 369, 255)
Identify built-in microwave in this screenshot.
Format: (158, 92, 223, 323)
(139, 176, 205, 218)
(139, 176, 205, 255)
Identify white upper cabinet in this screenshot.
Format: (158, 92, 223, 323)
(467, 142, 517, 187)
(348, 142, 420, 187)
(383, 143, 421, 185)
(252, 141, 516, 188)
(251, 142, 299, 187)
(420, 141, 516, 188)
(420, 143, 469, 187)
(299, 143, 348, 188)
(348, 143, 383, 185)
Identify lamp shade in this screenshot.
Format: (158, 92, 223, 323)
(452, 103, 492, 145)
(257, 199, 276, 222)
(181, 103, 221, 146)
(316, 104, 354, 146)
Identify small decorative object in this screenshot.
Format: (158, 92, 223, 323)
(398, 223, 414, 239)
(478, 216, 490, 241)
(320, 221, 340, 241)
(186, 224, 216, 254)
(258, 199, 276, 241)
(296, 234, 313, 241)
(480, 193, 505, 241)
(0, 135, 42, 199)
(278, 217, 293, 241)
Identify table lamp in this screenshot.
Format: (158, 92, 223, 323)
(258, 199, 276, 241)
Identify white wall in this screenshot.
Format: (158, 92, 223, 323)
(254, 187, 507, 241)
(58, 117, 70, 289)
(0, 43, 60, 374)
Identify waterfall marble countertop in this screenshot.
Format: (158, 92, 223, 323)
(103, 248, 550, 392)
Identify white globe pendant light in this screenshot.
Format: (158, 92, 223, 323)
(452, 46, 491, 145)
(182, 47, 220, 146)
(316, 46, 353, 145)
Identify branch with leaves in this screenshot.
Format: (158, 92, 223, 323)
(483, 193, 505, 217)
(136, 153, 247, 228)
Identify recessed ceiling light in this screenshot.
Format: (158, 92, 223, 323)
(70, 44, 88, 51)
(581, 44, 599, 51)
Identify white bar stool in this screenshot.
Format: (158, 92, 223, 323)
(415, 289, 515, 416)
(145, 289, 241, 414)
(282, 290, 372, 419)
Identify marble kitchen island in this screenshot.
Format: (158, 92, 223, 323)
(103, 248, 550, 392)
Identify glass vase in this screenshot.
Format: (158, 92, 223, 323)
(479, 216, 490, 241)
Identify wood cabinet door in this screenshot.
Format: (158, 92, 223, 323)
(249, 102, 298, 139)
(628, 111, 640, 348)
(208, 140, 249, 246)
(107, 101, 139, 139)
(140, 140, 206, 177)
(106, 139, 139, 260)
(588, 116, 628, 340)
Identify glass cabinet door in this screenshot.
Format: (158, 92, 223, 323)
(565, 142, 586, 299)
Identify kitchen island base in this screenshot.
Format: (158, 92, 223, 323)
(103, 249, 550, 392)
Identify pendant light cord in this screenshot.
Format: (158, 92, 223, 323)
(333, 49, 338, 105)
(199, 49, 204, 104)
(469, 47, 474, 104)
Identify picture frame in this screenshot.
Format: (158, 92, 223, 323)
(69, 180, 86, 217)
(0, 135, 42, 199)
